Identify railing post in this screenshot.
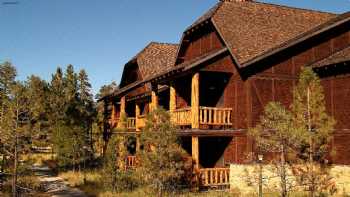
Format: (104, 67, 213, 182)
(191, 73, 200, 129)
(151, 83, 158, 112)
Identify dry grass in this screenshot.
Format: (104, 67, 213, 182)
(59, 170, 102, 187)
(21, 153, 56, 165)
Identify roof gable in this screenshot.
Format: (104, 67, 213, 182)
(119, 42, 178, 88)
(211, 1, 337, 66)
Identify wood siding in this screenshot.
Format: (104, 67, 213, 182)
(177, 24, 224, 65)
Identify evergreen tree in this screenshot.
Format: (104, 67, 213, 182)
(249, 102, 304, 197)
(2, 81, 30, 196)
(95, 81, 118, 155)
(26, 75, 49, 146)
(49, 67, 66, 164)
(291, 67, 336, 196)
(0, 62, 17, 134)
(137, 108, 189, 196)
(0, 62, 17, 174)
(78, 69, 95, 158)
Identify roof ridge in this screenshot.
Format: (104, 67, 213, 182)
(251, 1, 338, 15)
(149, 41, 178, 46)
(184, 1, 223, 33)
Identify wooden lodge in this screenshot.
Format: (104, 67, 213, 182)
(100, 0, 350, 187)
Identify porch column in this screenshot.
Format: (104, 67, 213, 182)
(119, 96, 126, 128)
(169, 83, 176, 112)
(111, 101, 116, 125)
(151, 84, 158, 112)
(135, 103, 141, 132)
(192, 136, 199, 170)
(191, 73, 200, 129)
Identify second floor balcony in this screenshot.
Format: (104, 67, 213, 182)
(171, 106, 232, 128)
(108, 71, 234, 131)
(111, 106, 233, 131)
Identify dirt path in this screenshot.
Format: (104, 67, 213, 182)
(32, 164, 87, 197)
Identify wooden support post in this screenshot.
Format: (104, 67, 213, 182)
(191, 73, 200, 129)
(111, 101, 117, 126)
(136, 135, 140, 153)
(151, 84, 158, 112)
(170, 83, 176, 112)
(192, 136, 200, 189)
(135, 104, 141, 132)
(119, 96, 126, 128)
(192, 136, 199, 170)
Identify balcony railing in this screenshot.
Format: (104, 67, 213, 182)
(119, 107, 232, 130)
(199, 168, 230, 187)
(125, 156, 137, 170)
(171, 107, 192, 126)
(127, 118, 136, 129)
(199, 107, 232, 126)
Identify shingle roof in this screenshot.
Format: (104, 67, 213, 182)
(133, 42, 178, 80)
(103, 42, 178, 99)
(211, 1, 337, 66)
(183, 1, 337, 67)
(311, 46, 350, 68)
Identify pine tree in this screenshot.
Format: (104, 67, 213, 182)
(249, 102, 304, 197)
(0, 62, 17, 189)
(292, 67, 336, 196)
(48, 67, 66, 164)
(78, 69, 95, 159)
(95, 81, 118, 155)
(26, 75, 50, 147)
(0, 62, 17, 139)
(137, 108, 189, 196)
(2, 81, 30, 197)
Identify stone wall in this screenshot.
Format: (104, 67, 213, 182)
(229, 164, 350, 195)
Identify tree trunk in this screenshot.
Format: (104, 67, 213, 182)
(307, 87, 315, 197)
(12, 134, 18, 197)
(281, 145, 287, 197)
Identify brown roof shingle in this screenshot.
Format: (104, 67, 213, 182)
(211, 1, 337, 66)
(134, 42, 178, 80)
(183, 1, 337, 67)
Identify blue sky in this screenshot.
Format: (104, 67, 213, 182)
(1, 0, 349, 94)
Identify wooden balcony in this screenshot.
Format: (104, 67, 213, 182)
(171, 107, 192, 126)
(171, 106, 232, 127)
(127, 117, 136, 130)
(119, 107, 232, 130)
(199, 168, 230, 187)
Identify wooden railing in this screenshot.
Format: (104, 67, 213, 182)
(125, 156, 137, 169)
(171, 107, 191, 126)
(127, 118, 136, 129)
(199, 168, 230, 187)
(199, 107, 232, 126)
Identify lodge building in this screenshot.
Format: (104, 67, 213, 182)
(100, 0, 350, 187)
